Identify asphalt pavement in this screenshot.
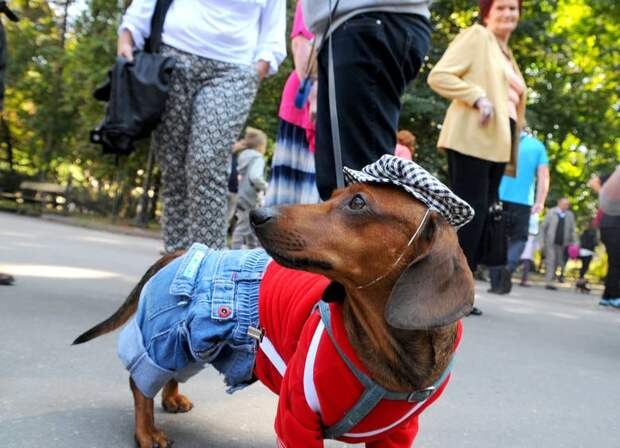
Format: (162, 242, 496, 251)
(1, 211, 619, 448)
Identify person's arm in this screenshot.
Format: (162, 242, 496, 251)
(117, 0, 157, 60)
(291, 1, 314, 81)
(292, 36, 312, 81)
(254, 0, 287, 79)
(532, 165, 550, 214)
(248, 156, 269, 192)
(427, 26, 488, 108)
(600, 165, 620, 215)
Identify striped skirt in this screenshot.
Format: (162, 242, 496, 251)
(264, 119, 320, 207)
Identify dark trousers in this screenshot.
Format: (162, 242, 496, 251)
(447, 150, 506, 272)
(601, 226, 620, 299)
(578, 256, 592, 279)
(315, 12, 431, 200)
(489, 201, 531, 290)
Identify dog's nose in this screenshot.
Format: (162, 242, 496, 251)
(250, 207, 275, 228)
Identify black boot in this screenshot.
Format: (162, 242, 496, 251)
(576, 278, 590, 293)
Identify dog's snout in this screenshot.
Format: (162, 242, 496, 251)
(250, 207, 276, 228)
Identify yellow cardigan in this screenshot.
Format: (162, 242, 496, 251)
(427, 24, 526, 176)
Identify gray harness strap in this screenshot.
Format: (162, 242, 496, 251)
(318, 301, 454, 439)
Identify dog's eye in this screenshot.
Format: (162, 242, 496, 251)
(348, 194, 367, 210)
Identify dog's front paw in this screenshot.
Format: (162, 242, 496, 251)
(135, 428, 173, 448)
(162, 393, 194, 413)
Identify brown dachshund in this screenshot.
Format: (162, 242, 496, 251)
(74, 182, 474, 447)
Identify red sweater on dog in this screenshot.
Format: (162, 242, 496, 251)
(254, 262, 462, 448)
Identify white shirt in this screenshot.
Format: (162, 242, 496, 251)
(120, 0, 286, 75)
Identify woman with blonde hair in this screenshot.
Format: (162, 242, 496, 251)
(428, 0, 526, 315)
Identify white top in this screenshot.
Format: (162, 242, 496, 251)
(120, 0, 287, 75)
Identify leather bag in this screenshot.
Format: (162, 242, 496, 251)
(90, 0, 175, 156)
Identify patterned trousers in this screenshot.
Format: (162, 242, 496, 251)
(153, 45, 259, 252)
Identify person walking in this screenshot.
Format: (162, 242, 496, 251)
(488, 131, 549, 294)
(591, 168, 620, 307)
(428, 0, 526, 315)
(231, 127, 269, 250)
(540, 198, 577, 290)
(264, 1, 320, 207)
(118, 0, 286, 253)
(575, 220, 598, 292)
(0, 2, 18, 287)
(302, 0, 432, 201)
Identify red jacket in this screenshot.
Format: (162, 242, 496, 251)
(254, 262, 463, 447)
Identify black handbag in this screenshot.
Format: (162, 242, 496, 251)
(90, 0, 175, 156)
(479, 202, 508, 267)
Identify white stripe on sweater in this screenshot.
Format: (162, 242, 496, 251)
(303, 320, 325, 417)
(260, 335, 286, 376)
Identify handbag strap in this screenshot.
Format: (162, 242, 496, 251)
(145, 0, 174, 54)
(326, 0, 344, 189)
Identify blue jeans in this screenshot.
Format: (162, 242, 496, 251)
(117, 244, 271, 398)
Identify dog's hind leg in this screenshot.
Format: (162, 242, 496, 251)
(130, 377, 173, 448)
(162, 379, 194, 413)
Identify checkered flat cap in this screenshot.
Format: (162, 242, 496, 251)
(343, 155, 475, 227)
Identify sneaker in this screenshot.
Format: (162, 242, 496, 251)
(599, 299, 611, 306)
(519, 282, 530, 287)
(545, 285, 558, 291)
(609, 298, 620, 308)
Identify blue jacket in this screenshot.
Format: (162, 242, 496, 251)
(117, 244, 272, 398)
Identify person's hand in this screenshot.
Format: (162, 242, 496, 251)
(588, 175, 601, 193)
(255, 60, 270, 81)
(232, 139, 245, 153)
(117, 29, 134, 62)
(474, 96, 494, 126)
(531, 202, 543, 214)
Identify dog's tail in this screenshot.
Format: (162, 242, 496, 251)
(72, 250, 184, 345)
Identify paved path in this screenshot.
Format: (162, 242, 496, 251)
(1, 212, 619, 447)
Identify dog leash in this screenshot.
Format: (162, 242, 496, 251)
(356, 208, 432, 290)
(326, 0, 345, 189)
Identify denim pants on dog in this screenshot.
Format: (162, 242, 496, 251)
(117, 244, 271, 398)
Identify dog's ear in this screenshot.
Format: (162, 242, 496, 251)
(385, 216, 474, 330)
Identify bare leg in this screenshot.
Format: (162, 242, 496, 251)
(162, 379, 194, 413)
(130, 377, 173, 448)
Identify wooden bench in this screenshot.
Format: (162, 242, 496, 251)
(11, 181, 70, 214)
